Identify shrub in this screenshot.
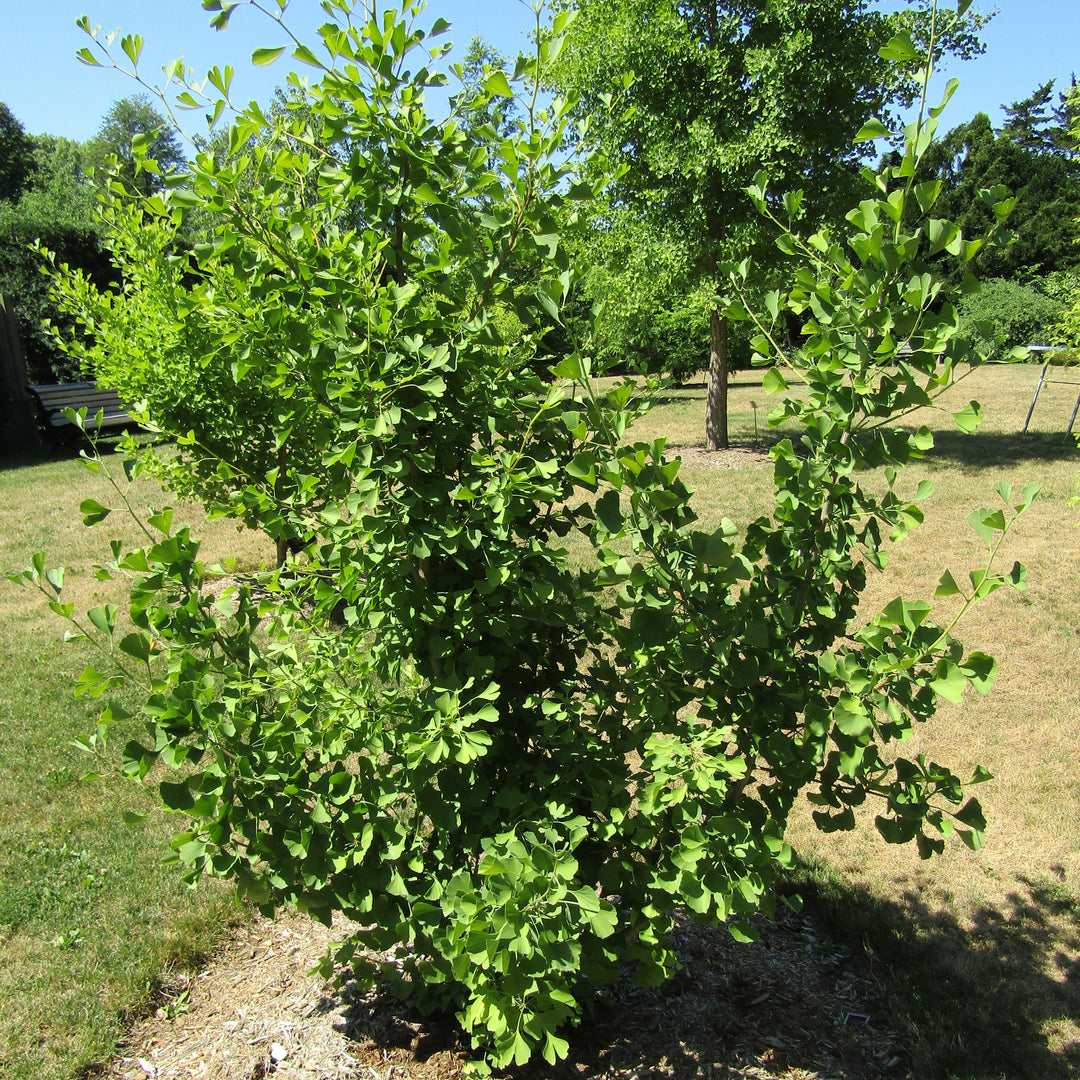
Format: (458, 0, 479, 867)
(958, 276, 1066, 356)
(17, 3, 1032, 1069)
(1032, 268, 1080, 306)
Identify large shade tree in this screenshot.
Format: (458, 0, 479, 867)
(0, 101, 35, 204)
(84, 93, 186, 196)
(550, 0, 990, 448)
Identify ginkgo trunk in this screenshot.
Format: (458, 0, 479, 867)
(706, 306, 729, 450)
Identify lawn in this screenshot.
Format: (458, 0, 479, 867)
(1, 362, 1078, 1079)
(0, 448, 273, 1080)
(644, 363, 1080, 1080)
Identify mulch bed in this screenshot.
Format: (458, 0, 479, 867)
(671, 446, 773, 471)
(111, 903, 910, 1080)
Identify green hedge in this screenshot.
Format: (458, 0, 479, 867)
(958, 277, 1066, 358)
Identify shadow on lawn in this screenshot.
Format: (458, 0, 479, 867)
(927, 429, 1079, 469)
(794, 862, 1080, 1080)
(0, 435, 140, 473)
(653, 376, 767, 405)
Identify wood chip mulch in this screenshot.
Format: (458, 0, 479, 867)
(671, 446, 773, 471)
(110, 903, 911, 1080)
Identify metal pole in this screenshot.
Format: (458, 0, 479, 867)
(1067, 389, 1080, 442)
(1023, 362, 1050, 434)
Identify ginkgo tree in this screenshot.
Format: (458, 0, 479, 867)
(17, 0, 1033, 1070)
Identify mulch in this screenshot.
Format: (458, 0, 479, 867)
(111, 902, 911, 1080)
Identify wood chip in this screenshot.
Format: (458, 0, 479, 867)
(109, 905, 910, 1080)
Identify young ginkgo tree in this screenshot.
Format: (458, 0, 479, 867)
(19, 0, 1033, 1068)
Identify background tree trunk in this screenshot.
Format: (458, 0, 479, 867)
(706, 306, 728, 450)
(0, 294, 41, 456)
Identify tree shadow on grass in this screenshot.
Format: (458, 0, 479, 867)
(0, 433, 148, 473)
(925, 429, 1080, 470)
(794, 862, 1080, 1080)
(0, 443, 52, 472)
(652, 375, 768, 407)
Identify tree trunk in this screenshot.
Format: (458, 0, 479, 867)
(0, 294, 41, 456)
(706, 306, 728, 451)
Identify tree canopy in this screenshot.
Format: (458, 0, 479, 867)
(548, 0, 991, 447)
(83, 93, 186, 196)
(0, 101, 35, 204)
(1001, 77, 1079, 159)
(916, 110, 1080, 281)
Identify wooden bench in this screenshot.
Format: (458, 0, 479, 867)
(28, 381, 138, 446)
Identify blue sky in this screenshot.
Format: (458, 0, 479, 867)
(0, 0, 539, 142)
(0, 1, 1077, 144)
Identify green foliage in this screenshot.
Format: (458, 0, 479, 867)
(913, 112, 1080, 281)
(83, 93, 187, 198)
(1034, 267, 1080, 305)
(570, 215, 710, 379)
(450, 37, 521, 143)
(0, 100, 35, 203)
(24, 1, 1032, 1069)
(1056, 88, 1080, 353)
(0, 121, 108, 383)
(958, 277, 1067, 356)
(0, 94, 184, 384)
(1001, 78, 1079, 159)
(49, 197, 310, 544)
(547, 0, 991, 447)
(573, 219, 764, 381)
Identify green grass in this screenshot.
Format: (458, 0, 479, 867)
(0, 449, 271, 1080)
(1, 363, 1079, 1079)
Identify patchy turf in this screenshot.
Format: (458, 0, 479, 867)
(3, 362, 1078, 1080)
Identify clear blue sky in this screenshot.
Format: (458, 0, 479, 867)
(0, 0, 539, 142)
(0, 1, 1077, 144)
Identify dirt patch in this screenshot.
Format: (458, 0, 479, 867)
(112, 903, 910, 1080)
(671, 445, 773, 471)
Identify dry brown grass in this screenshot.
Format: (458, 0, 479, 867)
(644, 363, 1080, 1079)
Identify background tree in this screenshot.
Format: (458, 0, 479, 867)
(0, 107, 109, 383)
(1055, 83, 1080, 348)
(574, 213, 713, 379)
(0, 101, 35, 204)
(915, 108, 1080, 282)
(451, 36, 521, 141)
(958, 276, 1068, 355)
(84, 93, 186, 197)
(549, 0, 990, 449)
(1001, 77, 1079, 159)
